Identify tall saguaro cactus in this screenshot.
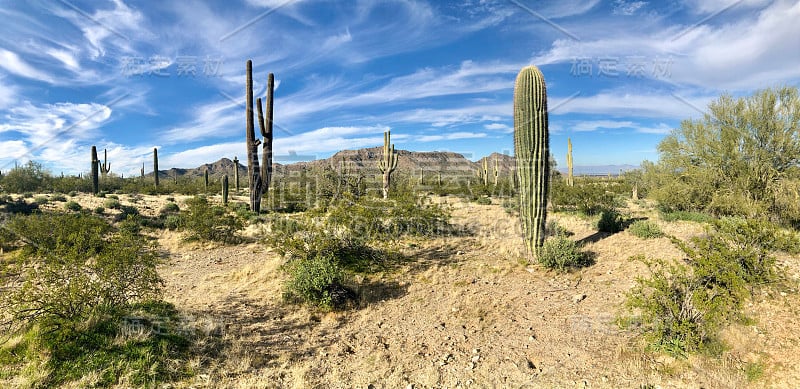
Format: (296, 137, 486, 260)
(378, 130, 398, 199)
(233, 156, 240, 190)
(566, 138, 574, 187)
(222, 174, 229, 206)
(514, 65, 550, 257)
(140, 163, 145, 181)
(99, 149, 111, 179)
(482, 158, 489, 186)
(494, 157, 499, 186)
(204, 167, 209, 190)
(245, 60, 263, 212)
(91, 146, 99, 195)
(257, 73, 275, 199)
(153, 148, 159, 187)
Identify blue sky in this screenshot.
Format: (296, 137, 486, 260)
(0, 0, 798, 175)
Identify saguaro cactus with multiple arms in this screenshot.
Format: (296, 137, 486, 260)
(566, 138, 574, 187)
(514, 65, 550, 257)
(91, 146, 99, 195)
(245, 60, 263, 212)
(153, 148, 159, 187)
(99, 149, 111, 179)
(257, 73, 275, 199)
(378, 130, 398, 199)
(482, 158, 489, 186)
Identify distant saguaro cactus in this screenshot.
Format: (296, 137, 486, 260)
(140, 163, 145, 181)
(153, 148, 159, 188)
(378, 130, 398, 199)
(222, 174, 229, 206)
(245, 60, 263, 212)
(482, 158, 489, 186)
(514, 65, 550, 257)
(566, 138, 574, 187)
(91, 146, 99, 195)
(233, 156, 240, 190)
(204, 167, 209, 190)
(99, 149, 111, 179)
(494, 157, 499, 186)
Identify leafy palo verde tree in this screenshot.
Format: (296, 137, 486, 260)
(648, 86, 800, 221)
(514, 65, 550, 257)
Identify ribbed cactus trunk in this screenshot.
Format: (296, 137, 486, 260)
(566, 138, 574, 187)
(514, 65, 550, 257)
(378, 130, 398, 199)
(222, 174, 229, 206)
(153, 148, 159, 187)
(100, 148, 110, 179)
(494, 157, 499, 186)
(482, 158, 488, 186)
(258, 73, 275, 200)
(91, 146, 99, 195)
(245, 60, 263, 213)
(233, 156, 240, 191)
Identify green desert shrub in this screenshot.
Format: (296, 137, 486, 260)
(474, 196, 492, 205)
(33, 195, 49, 205)
(159, 202, 180, 215)
(537, 236, 592, 271)
(51, 194, 67, 202)
(180, 196, 242, 243)
(597, 208, 625, 233)
(104, 198, 122, 209)
(94, 206, 105, 215)
(283, 253, 348, 310)
(623, 217, 796, 357)
(64, 200, 82, 212)
(628, 220, 664, 239)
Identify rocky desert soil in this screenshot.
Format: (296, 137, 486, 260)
(42, 193, 800, 388)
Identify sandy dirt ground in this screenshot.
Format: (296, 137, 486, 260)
(26, 193, 800, 387)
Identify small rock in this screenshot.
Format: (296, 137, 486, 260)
(471, 355, 480, 363)
(406, 384, 414, 389)
(572, 294, 587, 303)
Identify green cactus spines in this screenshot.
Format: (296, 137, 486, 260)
(567, 138, 574, 187)
(514, 65, 550, 257)
(153, 148, 159, 187)
(378, 130, 398, 199)
(222, 174, 229, 206)
(91, 146, 99, 195)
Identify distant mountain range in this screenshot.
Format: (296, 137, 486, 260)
(154, 147, 638, 180)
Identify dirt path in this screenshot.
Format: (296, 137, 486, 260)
(152, 198, 800, 388)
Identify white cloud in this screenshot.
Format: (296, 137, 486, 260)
(484, 123, 512, 132)
(550, 90, 714, 119)
(570, 120, 636, 132)
(0, 49, 54, 83)
(635, 122, 673, 134)
(613, 0, 647, 15)
(0, 101, 113, 141)
(532, 1, 800, 90)
(681, 0, 771, 14)
(417, 132, 487, 142)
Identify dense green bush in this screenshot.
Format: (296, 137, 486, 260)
(0, 213, 163, 335)
(623, 218, 798, 356)
(179, 196, 242, 243)
(159, 202, 180, 215)
(628, 220, 664, 239)
(64, 201, 82, 212)
(104, 198, 122, 209)
(597, 208, 625, 233)
(643, 87, 800, 225)
(537, 235, 592, 271)
(551, 179, 623, 215)
(283, 253, 348, 309)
